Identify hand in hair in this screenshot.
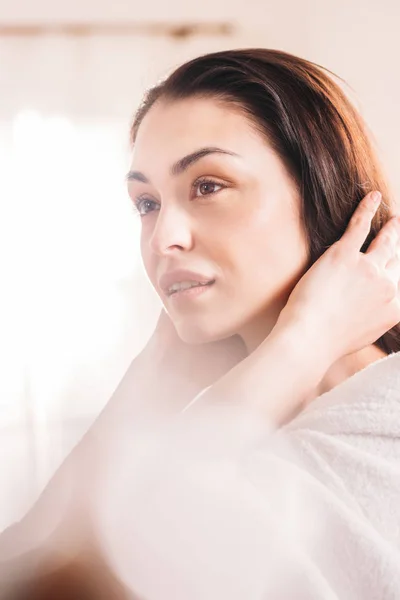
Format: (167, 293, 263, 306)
(277, 190, 400, 363)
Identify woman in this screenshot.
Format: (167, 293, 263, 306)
(1, 48, 400, 599)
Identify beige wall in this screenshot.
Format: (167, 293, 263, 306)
(1, 0, 398, 190)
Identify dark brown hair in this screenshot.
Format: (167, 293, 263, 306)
(131, 48, 400, 354)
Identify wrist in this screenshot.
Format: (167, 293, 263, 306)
(270, 314, 334, 382)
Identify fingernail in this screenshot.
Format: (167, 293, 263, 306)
(371, 191, 382, 204)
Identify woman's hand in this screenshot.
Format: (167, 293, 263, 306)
(276, 191, 400, 364)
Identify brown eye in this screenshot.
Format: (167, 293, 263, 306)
(199, 182, 216, 195)
(194, 179, 224, 197)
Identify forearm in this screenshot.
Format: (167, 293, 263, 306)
(185, 319, 331, 428)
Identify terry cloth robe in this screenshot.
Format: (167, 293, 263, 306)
(85, 350, 400, 600)
(0, 351, 400, 599)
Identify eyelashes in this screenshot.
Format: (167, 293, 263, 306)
(132, 177, 227, 217)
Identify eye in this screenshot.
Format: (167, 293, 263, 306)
(135, 197, 160, 216)
(193, 178, 225, 198)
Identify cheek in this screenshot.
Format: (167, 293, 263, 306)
(224, 210, 308, 293)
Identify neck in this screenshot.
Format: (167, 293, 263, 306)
(239, 316, 276, 355)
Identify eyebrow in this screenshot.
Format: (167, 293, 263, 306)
(126, 146, 239, 184)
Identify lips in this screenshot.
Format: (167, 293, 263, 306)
(167, 280, 213, 295)
(159, 269, 216, 297)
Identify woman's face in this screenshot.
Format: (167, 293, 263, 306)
(128, 97, 309, 350)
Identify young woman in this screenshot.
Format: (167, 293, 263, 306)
(1, 48, 400, 599)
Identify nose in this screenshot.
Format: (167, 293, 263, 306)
(149, 204, 194, 255)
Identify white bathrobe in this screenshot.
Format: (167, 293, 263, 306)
(88, 350, 400, 600)
(1, 351, 400, 599)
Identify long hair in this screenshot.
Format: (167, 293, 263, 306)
(131, 48, 400, 354)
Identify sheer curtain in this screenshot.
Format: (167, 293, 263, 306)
(0, 28, 258, 531)
(0, 34, 176, 529)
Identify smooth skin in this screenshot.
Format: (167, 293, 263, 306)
(129, 98, 310, 350)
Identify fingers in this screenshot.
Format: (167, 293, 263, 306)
(365, 215, 400, 268)
(340, 191, 382, 251)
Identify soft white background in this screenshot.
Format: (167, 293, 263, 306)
(0, 0, 399, 529)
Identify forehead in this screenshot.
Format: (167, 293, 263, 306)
(132, 97, 264, 163)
